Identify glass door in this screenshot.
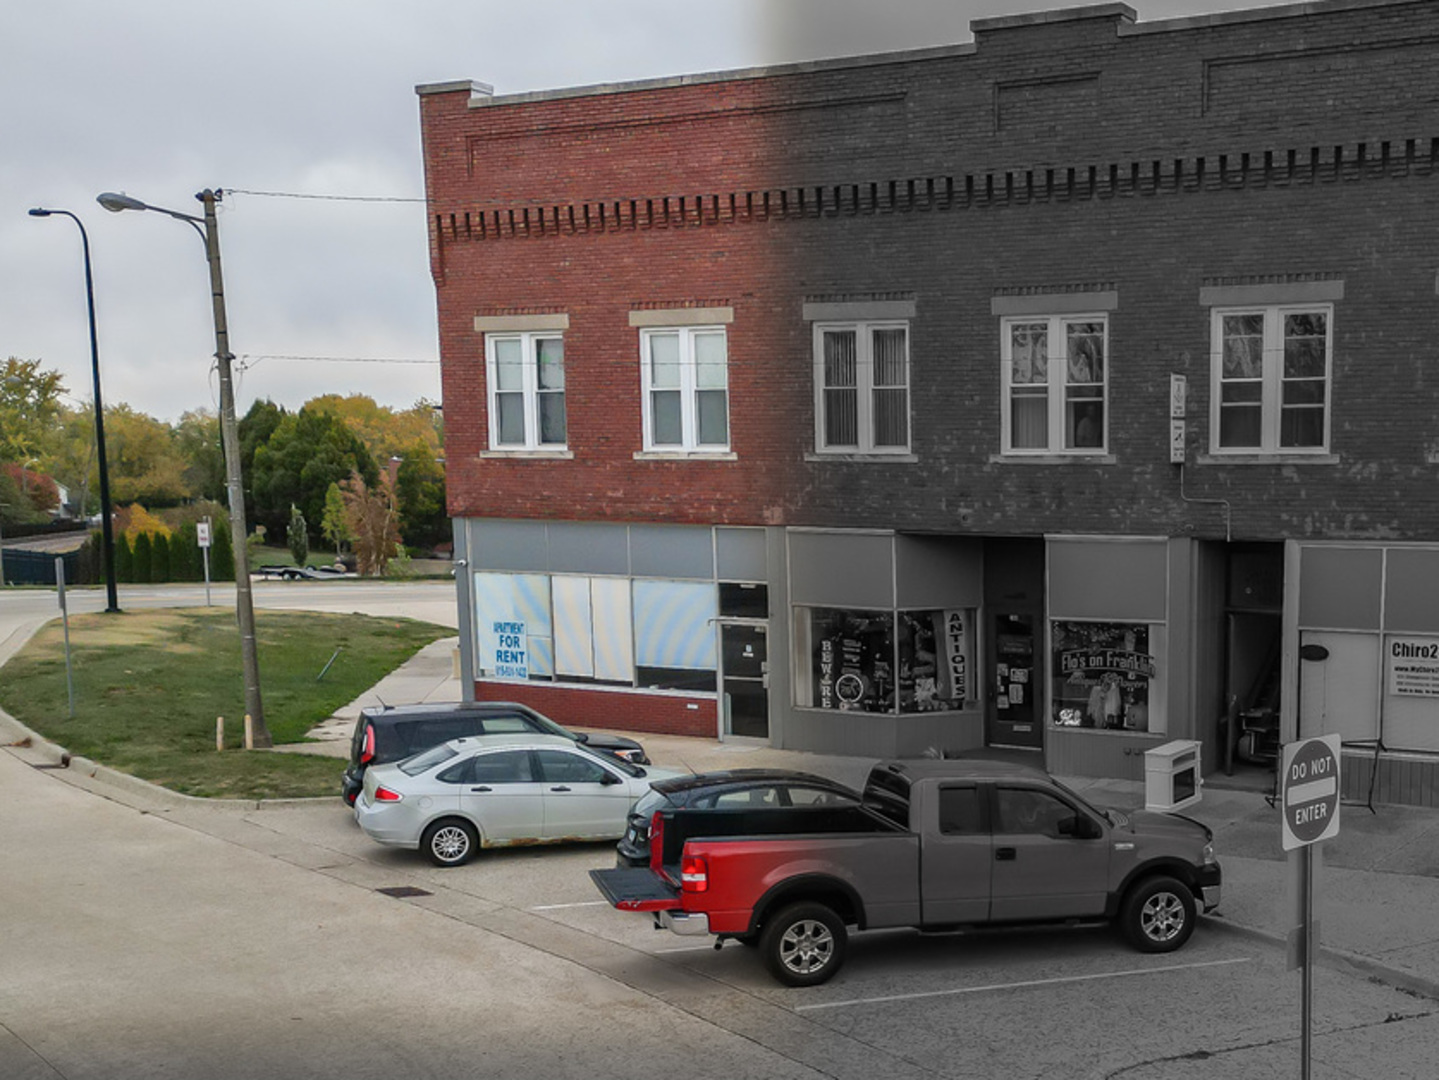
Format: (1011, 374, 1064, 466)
(720, 622, 768, 738)
(987, 613, 1043, 749)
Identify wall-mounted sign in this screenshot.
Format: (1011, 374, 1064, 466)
(1389, 636, 1439, 697)
(944, 609, 968, 701)
(1170, 375, 1187, 463)
(491, 620, 528, 679)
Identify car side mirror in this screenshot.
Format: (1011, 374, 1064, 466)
(600, 771, 623, 786)
(575, 733, 590, 743)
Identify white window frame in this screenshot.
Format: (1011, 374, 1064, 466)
(484, 332, 566, 451)
(1209, 304, 1332, 454)
(639, 325, 729, 452)
(812, 321, 911, 455)
(1000, 314, 1109, 455)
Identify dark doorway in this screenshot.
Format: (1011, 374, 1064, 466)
(1222, 543, 1284, 777)
(984, 538, 1046, 751)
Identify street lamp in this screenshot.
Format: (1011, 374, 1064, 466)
(25, 208, 120, 613)
(97, 188, 270, 746)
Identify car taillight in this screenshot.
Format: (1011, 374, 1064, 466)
(649, 811, 664, 870)
(360, 725, 375, 765)
(374, 786, 403, 802)
(681, 854, 708, 893)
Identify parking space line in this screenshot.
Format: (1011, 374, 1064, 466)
(794, 956, 1254, 1011)
(529, 900, 610, 911)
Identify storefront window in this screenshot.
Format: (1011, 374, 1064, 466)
(1051, 621, 1162, 733)
(897, 609, 972, 712)
(798, 607, 895, 713)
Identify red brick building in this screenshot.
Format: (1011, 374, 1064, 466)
(419, 0, 1439, 804)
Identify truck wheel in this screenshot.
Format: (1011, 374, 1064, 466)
(760, 902, 847, 986)
(422, 818, 478, 867)
(1120, 875, 1195, 953)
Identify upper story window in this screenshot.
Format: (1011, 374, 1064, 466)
(640, 326, 729, 451)
(485, 332, 566, 450)
(1211, 306, 1330, 453)
(1001, 315, 1107, 454)
(813, 322, 910, 454)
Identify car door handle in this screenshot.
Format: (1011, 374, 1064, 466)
(550, 786, 571, 793)
(469, 786, 492, 793)
(995, 847, 1017, 861)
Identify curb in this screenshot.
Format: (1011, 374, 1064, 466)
(0, 709, 331, 812)
(1202, 913, 1439, 1002)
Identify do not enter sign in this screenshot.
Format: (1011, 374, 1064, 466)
(1281, 734, 1341, 851)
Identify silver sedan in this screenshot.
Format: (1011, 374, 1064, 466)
(355, 733, 679, 866)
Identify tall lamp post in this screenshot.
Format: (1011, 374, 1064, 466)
(27, 207, 121, 614)
(97, 189, 269, 745)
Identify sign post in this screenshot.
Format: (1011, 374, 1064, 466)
(1281, 733, 1341, 1080)
(197, 517, 212, 607)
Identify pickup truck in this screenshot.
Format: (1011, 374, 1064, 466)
(591, 757, 1222, 986)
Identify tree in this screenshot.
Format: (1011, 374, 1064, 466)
(287, 504, 309, 566)
(132, 531, 153, 584)
(0, 357, 67, 468)
(320, 481, 353, 557)
(250, 406, 377, 545)
(105, 405, 191, 506)
(238, 398, 285, 523)
(151, 532, 172, 583)
(209, 517, 234, 582)
(395, 441, 449, 552)
(307, 394, 442, 464)
(114, 530, 134, 583)
(172, 409, 226, 502)
(340, 469, 401, 577)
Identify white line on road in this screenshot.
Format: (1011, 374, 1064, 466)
(529, 900, 611, 911)
(794, 956, 1254, 1011)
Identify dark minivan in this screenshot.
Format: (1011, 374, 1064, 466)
(341, 701, 650, 805)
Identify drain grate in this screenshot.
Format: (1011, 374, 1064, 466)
(376, 886, 433, 899)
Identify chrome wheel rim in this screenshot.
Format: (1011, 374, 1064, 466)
(431, 826, 471, 863)
(778, 919, 835, 976)
(1140, 891, 1186, 942)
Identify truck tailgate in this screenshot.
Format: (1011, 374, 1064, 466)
(589, 867, 681, 912)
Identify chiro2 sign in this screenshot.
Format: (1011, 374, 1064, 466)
(1281, 734, 1341, 851)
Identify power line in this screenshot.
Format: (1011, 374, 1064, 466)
(226, 188, 426, 204)
(239, 354, 439, 367)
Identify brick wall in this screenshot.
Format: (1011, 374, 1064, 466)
(472, 680, 716, 738)
(421, 0, 1439, 543)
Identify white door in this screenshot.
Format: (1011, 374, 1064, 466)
(534, 748, 632, 839)
(455, 749, 547, 843)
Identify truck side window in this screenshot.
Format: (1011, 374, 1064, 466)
(938, 786, 983, 835)
(995, 787, 1075, 839)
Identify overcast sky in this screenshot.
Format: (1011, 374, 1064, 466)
(5, 0, 1293, 425)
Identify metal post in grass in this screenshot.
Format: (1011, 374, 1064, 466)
(56, 557, 74, 719)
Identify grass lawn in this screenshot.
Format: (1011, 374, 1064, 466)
(0, 608, 452, 800)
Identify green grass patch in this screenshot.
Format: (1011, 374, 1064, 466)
(0, 608, 451, 800)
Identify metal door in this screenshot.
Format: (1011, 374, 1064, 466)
(720, 622, 768, 738)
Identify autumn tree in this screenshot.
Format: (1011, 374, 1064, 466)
(320, 481, 353, 557)
(394, 441, 449, 552)
(105, 405, 190, 506)
(339, 470, 401, 577)
(307, 393, 442, 464)
(172, 409, 226, 502)
(0, 357, 66, 468)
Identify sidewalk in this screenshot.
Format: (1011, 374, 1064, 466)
(9, 631, 1439, 1006)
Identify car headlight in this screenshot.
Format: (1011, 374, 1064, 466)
(1202, 842, 1216, 865)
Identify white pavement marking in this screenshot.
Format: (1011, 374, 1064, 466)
(529, 900, 610, 911)
(794, 956, 1255, 1011)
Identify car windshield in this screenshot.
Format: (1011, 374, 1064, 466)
(399, 743, 460, 776)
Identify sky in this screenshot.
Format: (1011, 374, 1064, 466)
(4, 0, 1296, 425)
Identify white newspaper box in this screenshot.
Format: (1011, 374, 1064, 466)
(1144, 739, 1202, 812)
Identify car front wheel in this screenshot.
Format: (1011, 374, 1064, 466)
(421, 819, 479, 867)
(760, 902, 847, 986)
(1120, 875, 1196, 953)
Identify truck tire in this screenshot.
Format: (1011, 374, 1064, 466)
(1120, 875, 1195, 953)
(760, 902, 847, 986)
